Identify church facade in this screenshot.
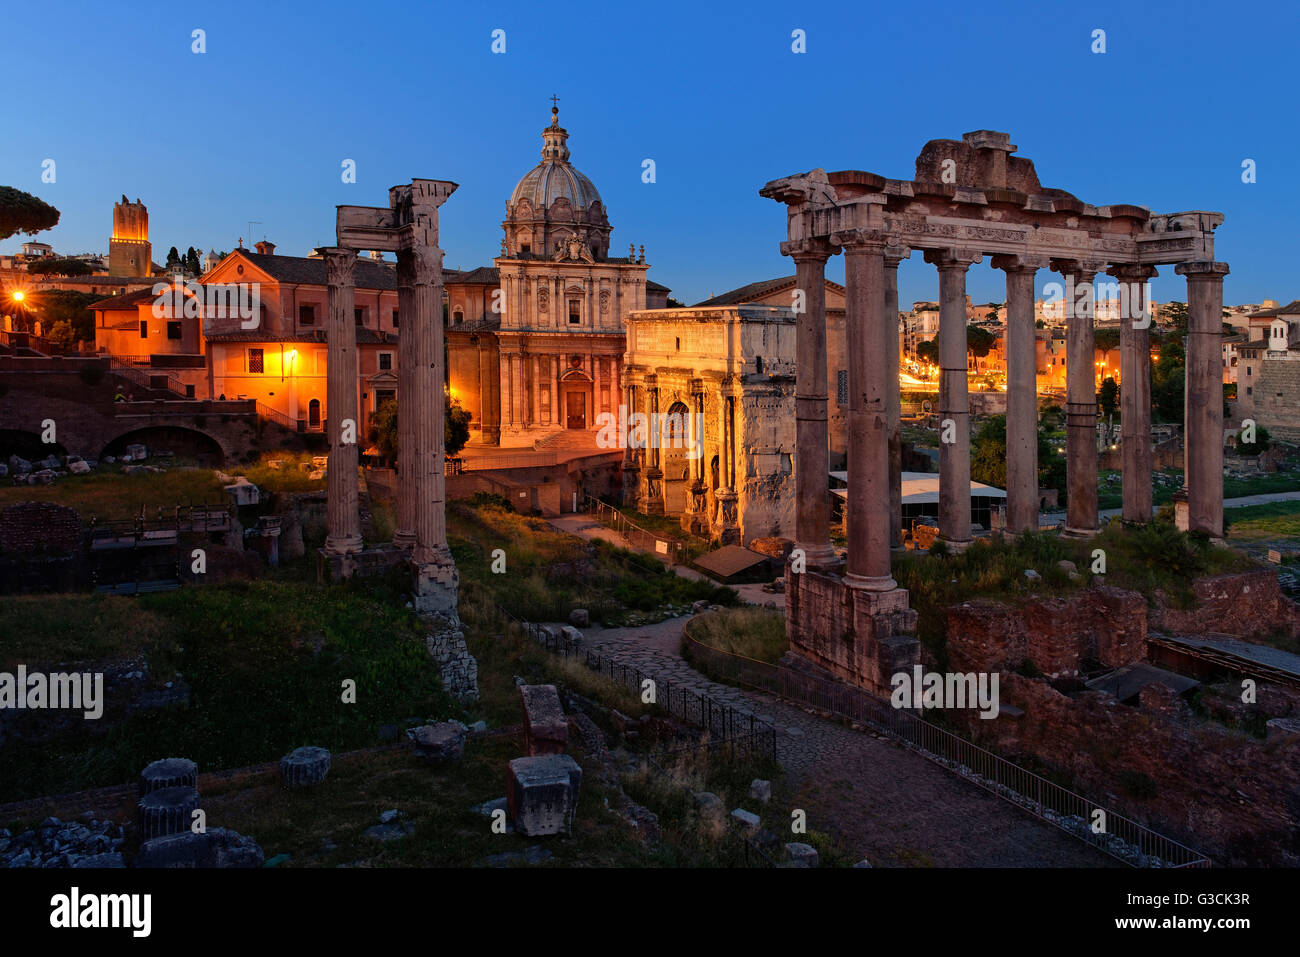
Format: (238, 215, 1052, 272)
(445, 105, 668, 447)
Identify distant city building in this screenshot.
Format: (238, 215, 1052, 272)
(108, 196, 152, 278)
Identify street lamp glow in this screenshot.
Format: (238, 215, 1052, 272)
(11, 291, 23, 302)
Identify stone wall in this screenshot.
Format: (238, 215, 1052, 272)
(0, 502, 83, 554)
(946, 587, 1148, 677)
(1152, 570, 1300, 640)
(785, 565, 919, 696)
(967, 672, 1300, 866)
(1254, 357, 1300, 443)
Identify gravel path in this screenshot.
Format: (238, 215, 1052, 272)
(576, 618, 1114, 867)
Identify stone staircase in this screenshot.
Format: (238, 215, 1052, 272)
(532, 430, 599, 452)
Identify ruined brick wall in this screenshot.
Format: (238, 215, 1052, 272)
(0, 502, 83, 554)
(967, 673, 1300, 866)
(1152, 570, 1300, 641)
(946, 586, 1148, 677)
(1254, 358, 1300, 443)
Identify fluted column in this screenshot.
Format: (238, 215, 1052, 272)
(788, 239, 838, 567)
(994, 255, 1046, 534)
(406, 244, 449, 565)
(322, 247, 362, 555)
(926, 249, 981, 550)
(393, 257, 417, 547)
(1177, 261, 1230, 538)
(837, 231, 895, 590)
(1056, 260, 1105, 537)
(884, 246, 909, 549)
(1112, 264, 1158, 523)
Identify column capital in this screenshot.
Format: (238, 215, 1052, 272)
(1050, 258, 1107, 279)
(923, 247, 982, 270)
(829, 227, 887, 250)
(1175, 260, 1230, 280)
(396, 244, 444, 285)
(883, 242, 911, 267)
(991, 253, 1050, 274)
(782, 237, 837, 263)
(1107, 263, 1159, 281)
(317, 246, 357, 286)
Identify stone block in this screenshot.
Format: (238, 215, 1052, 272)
(784, 842, 819, 867)
(224, 477, 260, 506)
(135, 828, 263, 868)
(407, 722, 466, 763)
(559, 625, 583, 648)
(136, 786, 200, 840)
(692, 791, 725, 826)
(568, 608, 590, 627)
(279, 746, 330, 788)
(71, 852, 126, 868)
(730, 808, 760, 833)
(125, 444, 147, 461)
(507, 754, 582, 836)
(749, 779, 771, 804)
(68, 460, 91, 474)
(519, 684, 568, 755)
(139, 757, 198, 796)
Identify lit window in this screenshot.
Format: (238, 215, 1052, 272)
(248, 348, 264, 373)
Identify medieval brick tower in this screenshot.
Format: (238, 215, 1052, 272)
(109, 195, 151, 277)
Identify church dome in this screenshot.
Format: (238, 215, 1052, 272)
(508, 106, 602, 211)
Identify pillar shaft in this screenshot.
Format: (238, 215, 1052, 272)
(393, 270, 417, 546)
(1178, 261, 1229, 538)
(841, 237, 895, 589)
(1001, 262, 1040, 534)
(323, 248, 361, 555)
(1062, 265, 1101, 536)
(1114, 265, 1157, 523)
(930, 252, 976, 548)
(405, 245, 448, 564)
(884, 249, 908, 549)
(791, 241, 837, 566)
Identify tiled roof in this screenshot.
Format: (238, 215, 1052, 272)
(1248, 299, 1300, 318)
(232, 252, 397, 290)
(646, 279, 670, 292)
(692, 275, 845, 307)
(89, 287, 159, 310)
(447, 266, 500, 285)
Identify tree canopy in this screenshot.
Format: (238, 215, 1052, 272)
(0, 186, 60, 241)
(23, 257, 93, 276)
(368, 395, 473, 464)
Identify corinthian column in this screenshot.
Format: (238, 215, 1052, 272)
(994, 254, 1047, 534)
(407, 243, 449, 565)
(1177, 260, 1230, 538)
(393, 255, 417, 548)
(884, 245, 909, 549)
(322, 247, 362, 555)
(787, 238, 838, 567)
(925, 248, 981, 550)
(1111, 264, 1157, 523)
(1055, 259, 1105, 537)
(836, 230, 894, 590)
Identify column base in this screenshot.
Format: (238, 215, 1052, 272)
(392, 530, 416, 550)
(1061, 525, 1100, 540)
(324, 534, 363, 556)
(844, 573, 898, 592)
(937, 536, 972, 553)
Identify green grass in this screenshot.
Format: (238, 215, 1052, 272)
(1098, 467, 1300, 511)
(1225, 500, 1300, 541)
(0, 464, 227, 522)
(682, 607, 788, 664)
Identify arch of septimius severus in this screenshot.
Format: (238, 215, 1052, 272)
(762, 130, 1227, 694)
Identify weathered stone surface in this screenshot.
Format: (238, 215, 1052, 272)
(407, 722, 466, 763)
(519, 683, 568, 755)
(730, 808, 760, 833)
(749, 778, 772, 804)
(67, 460, 91, 474)
(139, 757, 198, 796)
(71, 852, 126, 868)
(692, 791, 725, 827)
(569, 608, 590, 627)
(224, 477, 260, 506)
(784, 842, 819, 867)
(278, 746, 331, 788)
(124, 444, 147, 461)
(853, 858, 873, 868)
(559, 625, 583, 648)
(1266, 717, 1300, 741)
(426, 617, 479, 701)
(136, 786, 201, 840)
(135, 827, 264, 868)
(507, 754, 582, 836)
(1153, 570, 1300, 641)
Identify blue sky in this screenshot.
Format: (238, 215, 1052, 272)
(2, 0, 1295, 308)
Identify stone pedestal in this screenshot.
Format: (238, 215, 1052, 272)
(641, 466, 664, 516)
(682, 480, 709, 536)
(519, 684, 568, 756)
(507, 754, 583, 836)
(785, 558, 919, 697)
(714, 489, 740, 545)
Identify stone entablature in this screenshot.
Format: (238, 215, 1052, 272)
(623, 306, 796, 545)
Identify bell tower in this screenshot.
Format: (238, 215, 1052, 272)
(109, 195, 152, 277)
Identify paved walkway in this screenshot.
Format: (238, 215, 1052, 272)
(1041, 489, 1300, 526)
(572, 617, 1112, 867)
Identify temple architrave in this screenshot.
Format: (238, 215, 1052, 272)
(763, 130, 1228, 695)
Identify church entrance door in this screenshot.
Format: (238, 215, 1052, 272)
(566, 392, 586, 430)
